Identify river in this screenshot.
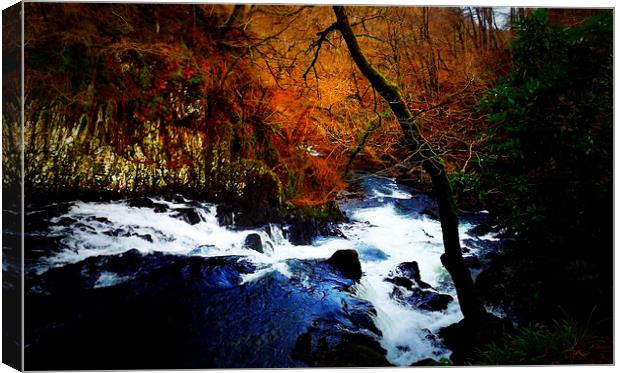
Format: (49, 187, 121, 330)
(22, 173, 503, 369)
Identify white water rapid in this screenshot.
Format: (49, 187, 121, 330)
(33, 176, 501, 366)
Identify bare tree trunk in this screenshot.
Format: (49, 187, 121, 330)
(475, 8, 487, 50)
(467, 7, 479, 49)
(486, 8, 499, 50)
(332, 5, 488, 321)
(420, 7, 430, 41)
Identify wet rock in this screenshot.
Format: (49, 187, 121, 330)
(88, 216, 112, 224)
(409, 289, 453, 311)
(389, 287, 407, 303)
(325, 250, 362, 280)
(396, 261, 432, 289)
(127, 197, 168, 213)
(244, 233, 263, 253)
(136, 234, 153, 243)
(391, 287, 453, 312)
(422, 328, 438, 342)
(25, 203, 73, 231)
(397, 261, 421, 279)
(215, 204, 235, 226)
(169, 194, 189, 204)
(285, 217, 318, 245)
(474, 263, 508, 307)
(347, 307, 381, 336)
(286, 217, 344, 246)
(284, 202, 346, 245)
(384, 276, 414, 290)
(74, 223, 96, 232)
(172, 208, 202, 225)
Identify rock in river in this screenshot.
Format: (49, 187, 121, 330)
(325, 249, 362, 280)
(396, 261, 432, 289)
(243, 233, 263, 253)
(127, 197, 168, 213)
(172, 207, 203, 225)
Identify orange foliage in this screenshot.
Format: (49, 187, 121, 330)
(24, 3, 512, 202)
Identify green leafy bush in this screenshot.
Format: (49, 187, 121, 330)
(476, 9, 613, 325)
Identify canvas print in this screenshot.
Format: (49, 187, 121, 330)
(2, 2, 613, 370)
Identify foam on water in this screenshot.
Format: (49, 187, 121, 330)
(94, 271, 133, 288)
(43, 200, 266, 269)
(35, 178, 498, 366)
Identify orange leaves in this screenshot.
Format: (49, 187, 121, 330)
(182, 65, 196, 80)
(289, 155, 346, 206)
(25, 4, 512, 204)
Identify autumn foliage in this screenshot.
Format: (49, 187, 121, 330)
(14, 4, 512, 204)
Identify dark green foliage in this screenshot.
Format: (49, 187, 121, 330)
(473, 317, 612, 365)
(448, 170, 483, 211)
(477, 10, 612, 328)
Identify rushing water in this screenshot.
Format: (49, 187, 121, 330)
(23, 174, 502, 368)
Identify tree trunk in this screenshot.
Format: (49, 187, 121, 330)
(468, 7, 479, 49)
(332, 5, 488, 321)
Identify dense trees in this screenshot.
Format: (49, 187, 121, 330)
(18, 4, 344, 204)
(8, 4, 514, 202)
(472, 9, 613, 362)
(9, 4, 516, 206)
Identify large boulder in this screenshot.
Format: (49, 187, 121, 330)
(243, 233, 263, 253)
(325, 250, 362, 280)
